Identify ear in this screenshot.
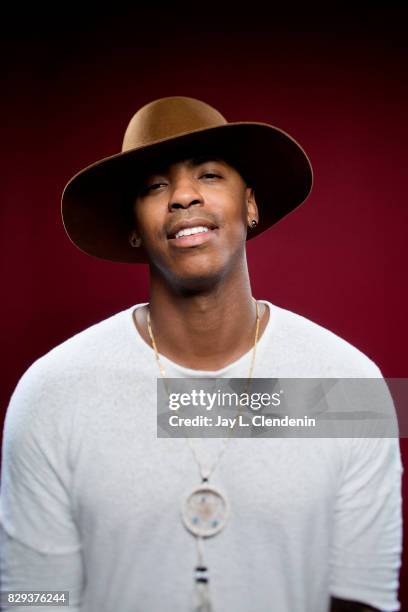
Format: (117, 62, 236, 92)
(128, 201, 143, 247)
(129, 229, 142, 248)
(246, 186, 259, 226)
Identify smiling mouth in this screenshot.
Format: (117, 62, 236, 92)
(168, 226, 218, 240)
(168, 226, 219, 248)
(167, 221, 219, 240)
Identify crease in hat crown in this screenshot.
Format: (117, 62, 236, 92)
(121, 96, 228, 152)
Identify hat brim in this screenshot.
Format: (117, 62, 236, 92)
(61, 122, 313, 264)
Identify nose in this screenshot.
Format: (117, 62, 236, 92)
(168, 175, 204, 211)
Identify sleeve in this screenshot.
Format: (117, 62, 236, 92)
(0, 361, 85, 611)
(329, 433, 403, 611)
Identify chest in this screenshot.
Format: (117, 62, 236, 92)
(71, 399, 342, 541)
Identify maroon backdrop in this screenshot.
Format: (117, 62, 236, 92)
(1, 7, 407, 607)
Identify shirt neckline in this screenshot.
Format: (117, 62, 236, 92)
(126, 299, 275, 377)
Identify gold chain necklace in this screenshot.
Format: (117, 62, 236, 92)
(146, 298, 261, 612)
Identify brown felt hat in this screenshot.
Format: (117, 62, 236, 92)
(61, 96, 313, 264)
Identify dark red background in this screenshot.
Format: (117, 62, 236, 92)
(1, 6, 407, 608)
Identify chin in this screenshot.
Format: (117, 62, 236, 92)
(166, 260, 226, 294)
(150, 246, 240, 291)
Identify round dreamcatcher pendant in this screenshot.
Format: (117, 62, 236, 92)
(181, 483, 230, 538)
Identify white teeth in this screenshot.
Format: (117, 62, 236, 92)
(175, 226, 210, 239)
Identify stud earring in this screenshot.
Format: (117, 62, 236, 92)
(129, 232, 142, 248)
(250, 219, 258, 228)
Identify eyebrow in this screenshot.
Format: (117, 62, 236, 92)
(146, 156, 225, 177)
(187, 155, 225, 166)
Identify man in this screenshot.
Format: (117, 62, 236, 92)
(0, 96, 403, 611)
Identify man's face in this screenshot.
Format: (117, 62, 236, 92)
(131, 154, 257, 288)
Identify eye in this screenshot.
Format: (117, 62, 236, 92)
(143, 182, 167, 194)
(201, 173, 221, 179)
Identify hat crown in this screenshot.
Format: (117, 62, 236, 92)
(122, 96, 227, 152)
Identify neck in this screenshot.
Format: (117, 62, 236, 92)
(136, 262, 269, 371)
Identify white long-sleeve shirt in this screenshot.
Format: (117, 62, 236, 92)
(0, 300, 403, 611)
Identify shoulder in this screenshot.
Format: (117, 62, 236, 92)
(267, 301, 382, 377)
(6, 304, 139, 414)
